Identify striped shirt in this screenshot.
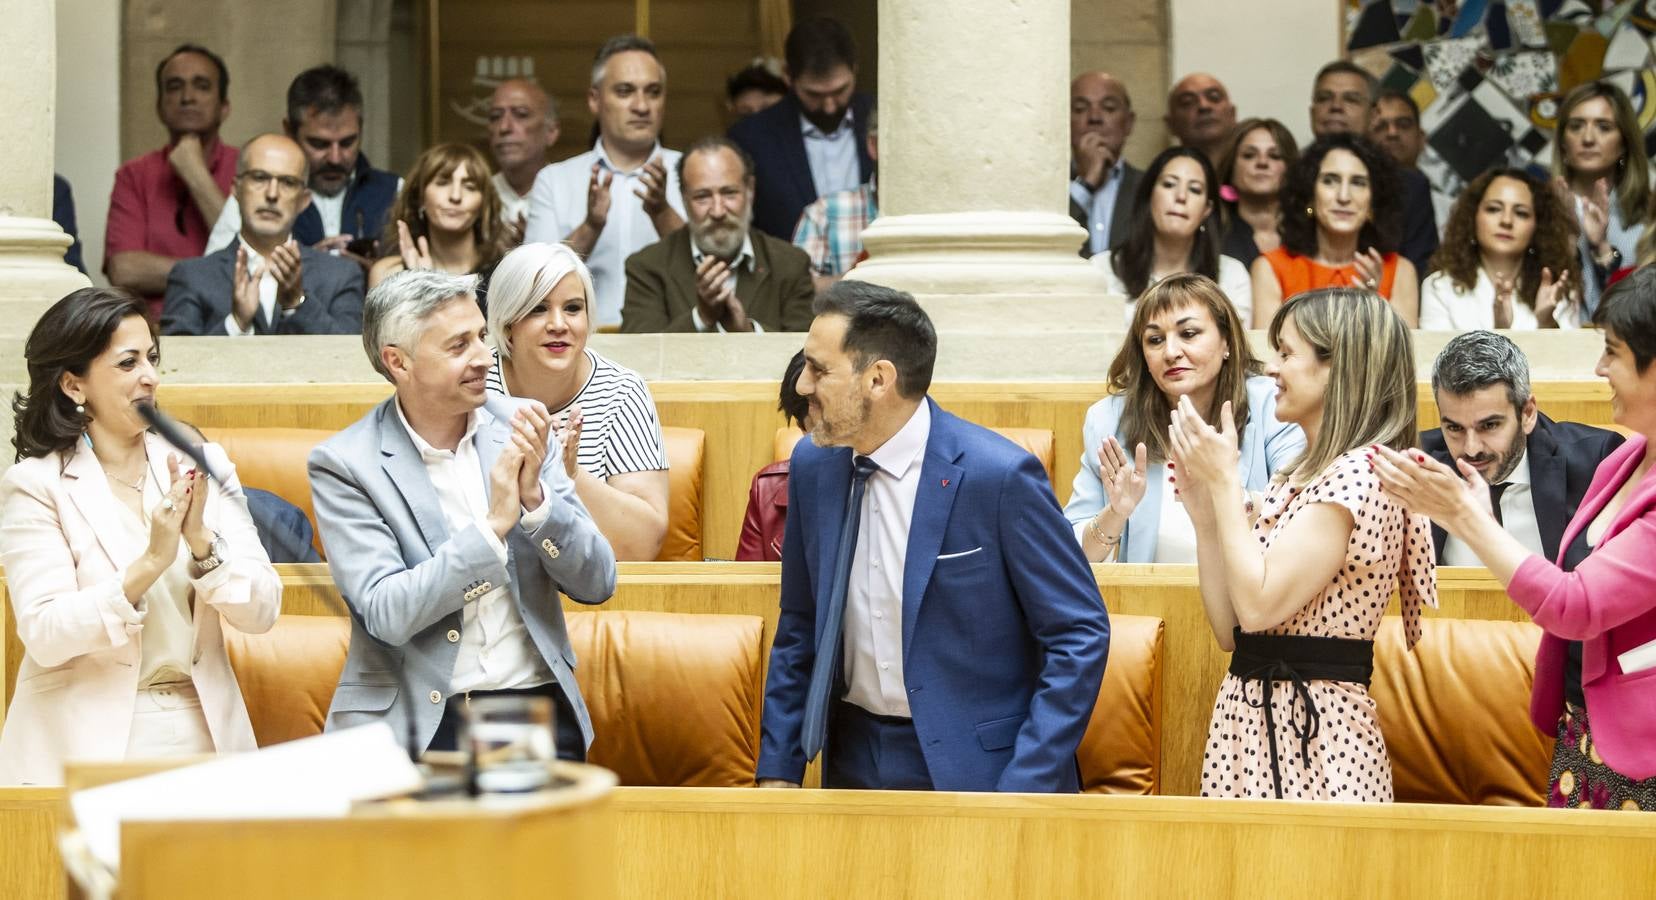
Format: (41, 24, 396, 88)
(485, 348, 670, 481)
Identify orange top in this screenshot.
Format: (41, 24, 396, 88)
(1262, 247, 1400, 299)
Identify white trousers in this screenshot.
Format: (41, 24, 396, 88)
(125, 683, 214, 759)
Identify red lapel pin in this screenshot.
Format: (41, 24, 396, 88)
(941, 478, 951, 487)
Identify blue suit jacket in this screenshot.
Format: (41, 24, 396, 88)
(728, 92, 875, 240)
(757, 400, 1111, 792)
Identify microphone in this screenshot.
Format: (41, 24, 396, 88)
(134, 400, 223, 484)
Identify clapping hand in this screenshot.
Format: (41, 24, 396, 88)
(1098, 437, 1149, 519)
(585, 163, 613, 232)
(1352, 247, 1386, 292)
(231, 244, 266, 331)
(396, 220, 434, 272)
(556, 406, 584, 480)
(1534, 267, 1570, 327)
(268, 238, 305, 310)
(510, 403, 552, 511)
(1491, 270, 1517, 329)
(1368, 444, 1492, 528)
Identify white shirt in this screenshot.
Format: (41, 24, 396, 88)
(1070, 159, 1127, 256)
(1151, 468, 1199, 563)
(492, 170, 533, 226)
(222, 241, 301, 336)
(392, 400, 553, 694)
(1419, 268, 1580, 330)
(842, 402, 931, 718)
(1092, 251, 1255, 327)
(523, 140, 686, 327)
(1443, 449, 1544, 566)
(801, 109, 862, 201)
(687, 234, 765, 333)
(206, 177, 404, 255)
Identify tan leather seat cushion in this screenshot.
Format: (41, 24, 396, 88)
(1077, 613, 1164, 794)
(659, 426, 705, 561)
(203, 427, 332, 558)
(1373, 616, 1552, 805)
(774, 426, 1056, 483)
(223, 609, 763, 787)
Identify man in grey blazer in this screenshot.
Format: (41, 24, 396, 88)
(620, 137, 816, 333)
(162, 133, 364, 336)
(307, 269, 615, 760)
(1068, 72, 1142, 259)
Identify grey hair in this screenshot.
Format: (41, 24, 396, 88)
(1430, 330, 1532, 412)
(486, 242, 597, 362)
(361, 269, 481, 381)
(590, 34, 663, 88)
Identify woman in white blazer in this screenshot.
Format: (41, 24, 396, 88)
(1065, 274, 1303, 563)
(0, 289, 279, 785)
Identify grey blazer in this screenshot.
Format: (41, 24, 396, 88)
(307, 395, 616, 751)
(161, 239, 365, 336)
(1063, 376, 1305, 563)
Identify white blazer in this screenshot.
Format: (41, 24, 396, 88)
(0, 434, 280, 785)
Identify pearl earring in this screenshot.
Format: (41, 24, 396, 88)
(75, 403, 85, 414)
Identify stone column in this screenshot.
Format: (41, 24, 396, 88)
(0, 0, 90, 339)
(848, 0, 1116, 329)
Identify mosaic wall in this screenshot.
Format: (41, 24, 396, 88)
(1345, 0, 1656, 211)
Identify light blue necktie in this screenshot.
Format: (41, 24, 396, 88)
(800, 454, 880, 761)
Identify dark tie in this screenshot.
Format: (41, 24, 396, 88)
(1489, 481, 1510, 526)
(801, 454, 880, 761)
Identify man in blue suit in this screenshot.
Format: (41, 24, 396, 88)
(756, 282, 1110, 792)
(728, 16, 874, 241)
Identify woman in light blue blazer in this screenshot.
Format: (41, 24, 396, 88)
(1065, 273, 1304, 562)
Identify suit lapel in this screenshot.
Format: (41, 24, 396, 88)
(736, 239, 773, 328)
(377, 401, 451, 553)
(812, 446, 854, 642)
(64, 438, 146, 569)
(1527, 419, 1567, 561)
(902, 401, 961, 661)
(777, 95, 819, 206)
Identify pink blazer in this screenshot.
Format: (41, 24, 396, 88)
(0, 435, 281, 785)
(1508, 434, 1656, 780)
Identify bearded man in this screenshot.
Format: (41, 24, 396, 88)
(620, 136, 816, 333)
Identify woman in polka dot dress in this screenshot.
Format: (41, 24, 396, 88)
(1375, 268, 1656, 811)
(1169, 288, 1436, 801)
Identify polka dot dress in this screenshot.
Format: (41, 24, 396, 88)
(1200, 450, 1438, 802)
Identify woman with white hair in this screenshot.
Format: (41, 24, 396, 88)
(484, 242, 670, 559)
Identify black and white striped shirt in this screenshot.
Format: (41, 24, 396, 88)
(486, 348, 669, 481)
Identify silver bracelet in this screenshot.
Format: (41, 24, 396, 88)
(1086, 513, 1121, 547)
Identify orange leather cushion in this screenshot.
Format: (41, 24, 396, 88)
(1077, 613, 1164, 794)
(1373, 616, 1553, 805)
(203, 427, 332, 559)
(659, 426, 705, 561)
(221, 610, 764, 788)
(774, 426, 1056, 484)
(567, 610, 763, 786)
(223, 615, 350, 747)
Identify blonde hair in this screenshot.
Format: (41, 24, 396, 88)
(486, 242, 597, 362)
(1553, 81, 1650, 225)
(1267, 288, 1417, 484)
(1106, 273, 1260, 463)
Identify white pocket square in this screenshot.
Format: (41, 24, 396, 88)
(936, 547, 983, 560)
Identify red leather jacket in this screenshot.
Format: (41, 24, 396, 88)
(736, 460, 790, 561)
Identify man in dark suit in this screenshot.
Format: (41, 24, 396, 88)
(756, 281, 1110, 792)
(621, 137, 816, 333)
(1307, 60, 1437, 279)
(728, 16, 874, 240)
(1421, 331, 1623, 564)
(162, 133, 364, 336)
(1068, 71, 1142, 258)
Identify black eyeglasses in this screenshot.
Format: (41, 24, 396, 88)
(238, 170, 307, 195)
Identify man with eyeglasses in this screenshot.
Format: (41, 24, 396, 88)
(105, 44, 239, 318)
(161, 134, 365, 336)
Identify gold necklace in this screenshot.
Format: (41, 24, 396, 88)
(104, 453, 150, 493)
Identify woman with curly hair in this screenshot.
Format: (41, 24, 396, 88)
(1250, 134, 1418, 327)
(1217, 118, 1299, 270)
(1421, 168, 1581, 330)
(368, 143, 514, 301)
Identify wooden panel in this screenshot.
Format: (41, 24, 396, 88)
(608, 788, 1656, 899)
(0, 789, 60, 900)
(150, 379, 1618, 559)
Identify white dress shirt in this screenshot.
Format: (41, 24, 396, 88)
(842, 401, 931, 718)
(1070, 158, 1127, 256)
(492, 170, 532, 226)
(1419, 268, 1580, 330)
(1151, 468, 1198, 564)
(687, 234, 765, 333)
(801, 109, 862, 201)
(222, 241, 302, 336)
(1443, 449, 1544, 566)
(523, 140, 686, 327)
(392, 400, 553, 693)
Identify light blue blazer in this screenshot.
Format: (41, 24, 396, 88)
(1063, 376, 1304, 563)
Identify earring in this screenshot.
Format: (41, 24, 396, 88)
(75, 404, 84, 414)
(1306, 206, 1315, 218)
(1223, 351, 1231, 360)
